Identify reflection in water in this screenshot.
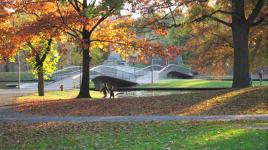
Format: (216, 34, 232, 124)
(115, 90, 192, 98)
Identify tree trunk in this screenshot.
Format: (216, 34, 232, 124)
(37, 67, 45, 96)
(4, 62, 9, 72)
(232, 24, 250, 87)
(231, 0, 251, 88)
(77, 27, 92, 98)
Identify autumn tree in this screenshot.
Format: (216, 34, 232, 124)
(23, 35, 60, 96)
(191, 0, 266, 87)
(129, 0, 267, 88)
(184, 21, 234, 77)
(184, 11, 267, 78)
(1, 0, 154, 99)
(0, 0, 123, 98)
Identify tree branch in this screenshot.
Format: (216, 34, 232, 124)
(208, 15, 232, 27)
(40, 38, 53, 63)
(27, 42, 41, 67)
(90, 39, 135, 47)
(88, 7, 115, 35)
(247, 0, 265, 25)
(167, 2, 177, 28)
(56, 1, 81, 37)
(68, 0, 81, 14)
(250, 17, 264, 27)
(27, 42, 36, 52)
(193, 10, 232, 27)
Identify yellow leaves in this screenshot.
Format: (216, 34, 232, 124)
(89, 17, 140, 59)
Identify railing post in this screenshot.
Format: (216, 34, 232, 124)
(151, 59, 154, 83)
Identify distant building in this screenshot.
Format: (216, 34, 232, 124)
(128, 54, 184, 66)
(103, 51, 127, 66)
(0, 60, 30, 72)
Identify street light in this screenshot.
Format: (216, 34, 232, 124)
(12, 18, 20, 89)
(151, 58, 154, 83)
(151, 58, 159, 83)
(17, 51, 21, 89)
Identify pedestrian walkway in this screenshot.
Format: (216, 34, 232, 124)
(1, 114, 267, 123)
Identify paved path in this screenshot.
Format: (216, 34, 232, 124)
(0, 89, 267, 123)
(0, 89, 35, 106)
(1, 114, 268, 123)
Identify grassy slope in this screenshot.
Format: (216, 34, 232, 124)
(0, 121, 267, 150)
(0, 72, 35, 81)
(138, 79, 268, 88)
(17, 86, 268, 116)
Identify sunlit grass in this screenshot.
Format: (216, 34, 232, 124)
(180, 87, 260, 115)
(17, 90, 103, 103)
(138, 79, 268, 88)
(0, 121, 267, 149)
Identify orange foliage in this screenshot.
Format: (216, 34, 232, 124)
(0, 0, 186, 65)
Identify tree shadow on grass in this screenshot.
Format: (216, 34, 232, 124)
(15, 87, 268, 116)
(177, 87, 268, 116)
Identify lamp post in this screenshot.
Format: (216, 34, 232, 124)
(151, 58, 154, 84)
(12, 18, 20, 89)
(80, 63, 82, 87)
(17, 51, 21, 89)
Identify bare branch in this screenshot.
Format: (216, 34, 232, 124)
(68, 0, 81, 14)
(167, 2, 177, 27)
(40, 38, 53, 62)
(208, 16, 232, 27)
(193, 10, 232, 27)
(250, 17, 264, 27)
(55, 1, 81, 37)
(247, 0, 265, 25)
(88, 7, 116, 35)
(90, 39, 136, 47)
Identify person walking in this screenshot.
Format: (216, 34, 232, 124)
(109, 86, 115, 99)
(101, 83, 109, 98)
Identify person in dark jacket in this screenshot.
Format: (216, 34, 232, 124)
(109, 86, 115, 99)
(101, 83, 109, 98)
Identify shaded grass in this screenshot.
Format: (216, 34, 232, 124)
(0, 121, 267, 150)
(138, 79, 268, 88)
(0, 72, 34, 81)
(0, 82, 15, 89)
(17, 86, 268, 116)
(17, 90, 103, 103)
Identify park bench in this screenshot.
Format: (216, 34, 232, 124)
(5, 83, 18, 88)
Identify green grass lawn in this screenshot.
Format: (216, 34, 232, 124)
(0, 72, 35, 81)
(0, 121, 267, 150)
(138, 79, 268, 88)
(17, 89, 103, 103)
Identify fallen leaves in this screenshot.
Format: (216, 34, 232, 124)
(16, 86, 268, 116)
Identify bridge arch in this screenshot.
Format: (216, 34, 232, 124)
(92, 76, 137, 90)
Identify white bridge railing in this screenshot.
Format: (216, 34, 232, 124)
(51, 64, 193, 88)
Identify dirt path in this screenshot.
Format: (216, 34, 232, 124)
(0, 90, 267, 123)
